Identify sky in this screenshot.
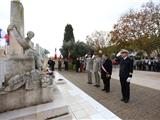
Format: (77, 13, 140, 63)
(0, 0, 159, 56)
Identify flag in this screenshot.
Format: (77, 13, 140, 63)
(0, 28, 6, 39)
(0, 28, 9, 47)
(54, 53, 57, 59)
(54, 48, 57, 59)
(4, 34, 9, 45)
(59, 55, 62, 59)
(0, 29, 2, 38)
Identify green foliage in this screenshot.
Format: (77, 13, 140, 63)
(71, 41, 93, 58)
(102, 45, 121, 57)
(59, 47, 68, 58)
(60, 24, 94, 59)
(64, 24, 75, 43)
(61, 24, 75, 58)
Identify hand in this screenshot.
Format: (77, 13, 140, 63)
(98, 71, 101, 75)
(116, 51, 121, 57)
(127, 77, 131, 82)
(106, 74, 111, 78)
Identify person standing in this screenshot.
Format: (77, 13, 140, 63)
(52, 60, 56, 71)
(93, 53, 101, 87)
(80, 58, 85, 72)
(85, 54, 93, 84)
(101, 53, 112, 92)
(64, 58, 68, 71)
(58, 59, 62, 71)
(48, 58, 55, 71)
(75, 57, 80, 72)
(117, 49, 133, 103)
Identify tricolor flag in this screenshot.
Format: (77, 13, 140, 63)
(0, 28, 10, 46)
(54, 48, 57, 59)
(0, 28, 6, 39)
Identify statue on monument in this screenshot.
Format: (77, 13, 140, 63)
(0, 24, 52, 92)
(0, 0, 54, 113)
(0, 6, 50, 91)
(7, 23, 42, 70)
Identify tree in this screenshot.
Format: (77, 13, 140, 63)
(60, 24, 75, 58)
(86, 31, 111, 51)
(71, 41, 93, 58)
(102, 44, 120, 57)
(110, 1, 160, 56)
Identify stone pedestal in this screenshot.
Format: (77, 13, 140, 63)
(0, 56, 35, 84)
(0, 86, 53, 113)
(0, 86, 71, 120)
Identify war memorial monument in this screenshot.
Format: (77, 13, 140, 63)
(0, 0, 71, 119)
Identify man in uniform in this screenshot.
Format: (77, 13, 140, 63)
(85, 53, 93, 84)
(93, 53, 101, 87)
(117, 49, 133, 103)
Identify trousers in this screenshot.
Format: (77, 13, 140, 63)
(87, 71, 92, 83)
(94, 72, 100, 85)
(102, 76, 111, 92)
(120, 77, 130, 100)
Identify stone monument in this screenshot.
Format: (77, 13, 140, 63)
(0, 0, 54, 113)
(9, 0, 24, 55)
(0, 1, 71, 120)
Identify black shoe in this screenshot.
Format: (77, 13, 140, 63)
(106, 90, 110, 93)
(102, 88, 106, 91)
(87, 82, 92, 84)
(94, 85, 97, 87)
(121, 98, 125, 101)
(124, 99, 129, 103)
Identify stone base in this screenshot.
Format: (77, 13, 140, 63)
(11, 104, 71, 120)
(0, 86, 71, 120)
(0, 86, 53, 113)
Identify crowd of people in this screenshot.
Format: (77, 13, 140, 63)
(47, 50, 160, 103)
(133, 59, 160, 72)
(74, 56, 160, 73)
(47, 57, 69, 72)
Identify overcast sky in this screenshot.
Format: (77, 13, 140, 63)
(1, 0, 158, 56)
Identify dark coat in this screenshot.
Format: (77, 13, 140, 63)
(119, 57, 133, 79)
(48, 60, 55, 71)
(101, 58, 112, 79)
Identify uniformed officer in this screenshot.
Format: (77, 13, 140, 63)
(117, 49, 133, 103)
(85, 54, 93, 84)
(93, 53, 101, 87)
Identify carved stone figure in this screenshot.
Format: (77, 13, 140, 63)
(0, 0, 54, 113)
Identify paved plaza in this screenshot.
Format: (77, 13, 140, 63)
(55, 72, 121, 120)
(59, 69, 160, 120)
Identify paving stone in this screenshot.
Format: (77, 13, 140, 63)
(60, 70, 160, 120)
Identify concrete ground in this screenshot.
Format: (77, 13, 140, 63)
(59, 70, 160, 120)
(112, 67, 160, 90)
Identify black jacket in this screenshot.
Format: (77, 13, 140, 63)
(119, 57, 133, 79)
(101, 58, 112, 78)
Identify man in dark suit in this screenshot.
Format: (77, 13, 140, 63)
(101, 53, 112, 92)
(48, 58, 55, 71)
(117, 49, 133, 103)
